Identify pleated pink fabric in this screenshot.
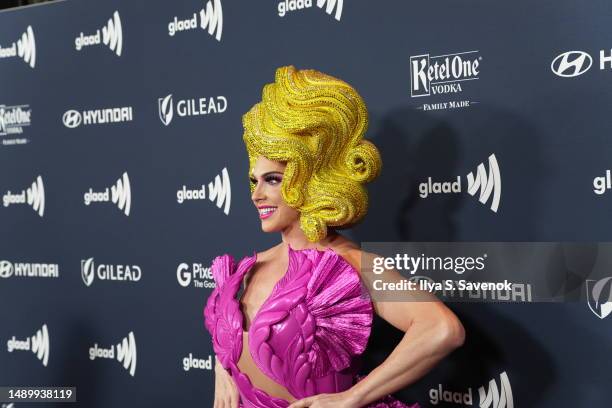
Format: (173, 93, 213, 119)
(204, 245, 420, 408)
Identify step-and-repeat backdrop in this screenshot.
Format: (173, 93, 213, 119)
(1, 0, 611, 407)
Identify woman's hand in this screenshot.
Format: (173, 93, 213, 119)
(287, 390, 360, 408)
(213, 356, 239, 408)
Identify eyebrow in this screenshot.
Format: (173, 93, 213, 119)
(250, 171, 284, 178)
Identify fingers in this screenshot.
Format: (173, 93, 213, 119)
(288, 396, 315, 408)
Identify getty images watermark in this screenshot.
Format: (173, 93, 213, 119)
(360, 242, 612, 305)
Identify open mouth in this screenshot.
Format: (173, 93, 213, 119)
(258, 206, 277, 219)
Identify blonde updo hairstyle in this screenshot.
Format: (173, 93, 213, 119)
(242, 65, 382, 242)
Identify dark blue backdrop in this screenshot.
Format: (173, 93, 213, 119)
(1, 0, 611, 407)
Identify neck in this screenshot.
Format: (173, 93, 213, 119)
(280, 222, 339, 251)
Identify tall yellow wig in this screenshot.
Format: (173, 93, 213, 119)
(242, 65, 382, 242)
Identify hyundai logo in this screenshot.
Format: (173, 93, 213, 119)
(551, 51, 593, 77)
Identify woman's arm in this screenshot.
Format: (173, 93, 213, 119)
(288, 250, 465, 408)
(213, 355, 240, 408)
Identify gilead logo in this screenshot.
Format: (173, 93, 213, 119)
(157, 93, 227, 125)
(7, 324, 50, 367)
(2, 175, 45, 217)
(81, 257, 142, 287)
(586, 276, 612, 319)
(75, 11, 123, 56)
(89, 331, 137, 377)
(167, 0, 223, 41)
(83, 172, 132, 216)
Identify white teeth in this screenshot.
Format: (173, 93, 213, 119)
(259, 207, 277, 215)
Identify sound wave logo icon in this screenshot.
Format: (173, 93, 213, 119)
(316, 0, 343, 21)
(586, 276, 612, 319)
(116, 331, 137, 377)
(466, 154, 501, 213)
(158, 94, 173, 126)
(111, 172, 131, 216)
(478, 371, 513, 408)
(199, 0, 223, 41)
(208, 167, 231, 215)
(26, 175, 45, 217)
(102, 11, 123, 57)
(81, 257, 95, 287)
(31, 324, 50, 367)
(17, 26, 36, 68)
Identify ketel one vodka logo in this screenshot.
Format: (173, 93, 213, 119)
(81, 258, 142, 287)
(429, 371, 513, 408)
(419, 154, 501, 213)
(75, 11, 123, 56)
(176, 262, 215, 289)
(2, 175, 45, 217)
(0, 104, 32, 137)
(157, 93, 227, 126)
(277, 0, 344, 21)
(176, 167, 231, 215)
(586, 276, 612, 319)
(167, 0, 223, 41)
(89, 332, 137, 377)
(7, 324, 50, 367)
(410, 50, 481, 97)
(0, 25, 36, 68)
(83, 172, 132, 216)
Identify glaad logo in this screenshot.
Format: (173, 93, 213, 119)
(278, 0, 343, 21)
(419, 154, 501, 213)
(83, 172, 131, 216)
(177, 262, 215, 288)
(0, 259, 59, 279)
(81, 257, 142, 287)
(167, 0, 223, 41)
(182, 353, 213, 371)
(411, 50, 481, 97)
(75, 11, 123, 56)
(0, 104, 32, 145)
(7, 324, 50, 367)
(62, 106, 133, 128)
(176, 167, 231, 215)
(2, 175, 45, 217)
(429, 371, 513, 408)
(89, 332, 137, 377)
(157, 93, 227, 125)
(586, 276, 612, 319)
(593, 169, 611, 195)
(0, 25, 36, 68)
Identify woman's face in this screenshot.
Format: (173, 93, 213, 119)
(250, 155, 300, 233)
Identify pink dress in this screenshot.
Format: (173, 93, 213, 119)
(204, 244, 420, 408)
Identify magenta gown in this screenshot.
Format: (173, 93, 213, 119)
(204, 244, 420, 408)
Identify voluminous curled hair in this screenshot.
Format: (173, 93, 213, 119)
(242, 65, 382, 242)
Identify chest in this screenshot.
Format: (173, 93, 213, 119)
(238, 259, 287, 328)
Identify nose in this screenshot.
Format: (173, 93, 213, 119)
(251, 179, 265, 203)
